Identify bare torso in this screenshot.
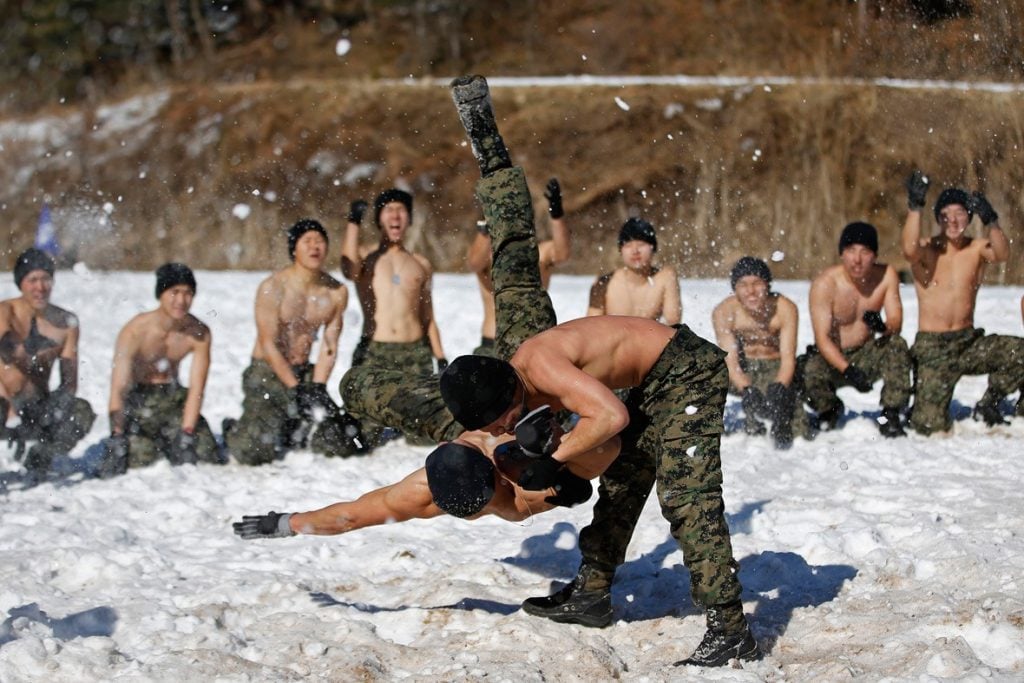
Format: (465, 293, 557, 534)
(911, 237, 987, 332)
(118, 311, 208, 384)
(357, 245, 432, 343)
(0, 299, 77, 399)
(810, 263, 892, 350)
(713, 294, 786, 360)
(251, 270, 347, 365)
(589, 267, 681, 323)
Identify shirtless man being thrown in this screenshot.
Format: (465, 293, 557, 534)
(901, 171, 1022, 432)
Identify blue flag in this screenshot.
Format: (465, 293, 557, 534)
(34, 203, 61, 258)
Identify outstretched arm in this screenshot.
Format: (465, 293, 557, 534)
(902, 170, 930, 265)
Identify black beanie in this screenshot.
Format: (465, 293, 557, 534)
(440, 355, 519, 431)
(730, 256, 772, 290)
(155, 263, 196, 298)
(838, 222, 878, 255)
(373, 189, 414, 226)
(933, 188, 973, 221)
(424, 442, 497, 518)
(13, 248, 55, 288)
(287, 219, 329, 260)
(618, 217, 658, 251)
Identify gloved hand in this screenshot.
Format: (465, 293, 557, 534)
(905, 170, 929, 210)
(168, 429, 199, 466)
(514, 405, 557, 457)
(291, 382, 337, 421)
(862, 310, 887, 334)
(741, 386, 766, 417)
(233, 511, 295, 540)
(347, 199, 368, 225)
(98, 433, 130, 479)
(475, 219, 490, 235)
(517, 456, 563, 491)
(545, 469, 593, 507)
(765, 382, 795, 421)
(435, 357, 449, 374)
(843, 364, 873, 392)
(544, 178, 564, 219)
(969, 191, 998, 225)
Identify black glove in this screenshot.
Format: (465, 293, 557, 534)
(347, 199, 368, 224)
(905, 170, 929, 210)
(843, 364, 873, 392)
(291, 382, 337, 421)
(517, 456, 563, 491)
(969, 191, 998, 225)
(862, 310, 887, 334)
(764, 382, 795, 421)
(435, 357, 448, 373)
(233, 511, 295, 540)
(544, 178, 564, 219)
(741, 386, 766, 418)
(475, 219, 490, 235)
(168, 429, 199, 466)
(98, 433, 130, 479)
(514, 405, 557, 457)
(545, 469, 593, 507)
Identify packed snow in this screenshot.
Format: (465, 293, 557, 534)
(2, 270, 1023, 681)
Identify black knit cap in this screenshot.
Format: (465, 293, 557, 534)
(286, 219, 329, 260)
(838, 222, 878, 255)
(373, 189, 414, 226)
(933, 188, 973, 221)
(440, 355, 519, 431)
(618, 217, 657, 251)
(13, 248, 55, 288)
(730, 256, 772, 290)
(155, 263, 196, 298)
(424, 442, 497, 518)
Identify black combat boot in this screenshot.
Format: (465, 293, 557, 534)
(813, 401, 844, 432)
(878, 407, 907, 437)
(973, 399, 1008, 426)
(675, 599, 760, 667)
(449, 75, 513, 176)
(520, 564, 613, 628)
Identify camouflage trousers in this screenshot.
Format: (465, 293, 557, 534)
(122, 383, 220, 468)
(800, 335, 912, 413)
(226, 360, 360, 465)
(11, 390, 96, 473)
(578, 325, 743, 612)
(909, 327, 1024, 435)
(340, 166, 556, 441)
(732, 358, 812, 438)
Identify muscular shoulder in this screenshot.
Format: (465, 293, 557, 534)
(774, 292, 799, 314)
(43, 303, 79, 330)
(257, 272, 285, 297)
(411, 252, 434, 274)
(712, 295, 739, 321)
(810, 266, 840, 292)
(181, 314, 211, 342)
(654, 265, 677, 282)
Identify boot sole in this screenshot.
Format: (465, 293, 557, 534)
(520, 603, 611, 628)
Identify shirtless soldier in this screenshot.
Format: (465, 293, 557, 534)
(103, 264, 223, 474)
(901, 171, 1023, 432)
(224, 219, 362, 465)
(802, 222, 911, 436)
(466, 177, 571, 356)
(712, 257, 806, 449)
(0, 248, 95, 477)
(587, 218, 682, 324)
(342, 189, 446, 371)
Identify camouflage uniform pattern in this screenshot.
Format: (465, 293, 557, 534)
(226, 360, 359, 465)
(909, 327, 1024, 434)
(733, 357, 812, 438)
(340, 166, 557, 440)
(13, 390, 96, 473)
(577, 325, 744, 619)
(122, 383, 220, 467)
(800, 335, 912, 413)
(472, 337, 497, 358)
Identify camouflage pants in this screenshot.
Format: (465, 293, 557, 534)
(340, 166, 556, 441)
(732, 358, 811, 438)
(122, 383, 220, 467)
(578, 325, 743, 611)
(13, 390, 96, 473)
(226, 360, 359, 465)
(800, 335, 912, 413)
(909, 327, 1024, 435)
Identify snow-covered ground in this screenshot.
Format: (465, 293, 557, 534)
(1, 269, 1023, 682)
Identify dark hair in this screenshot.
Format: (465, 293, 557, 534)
(286, 219, 329, 260)
(730, 256, 772, 290)
(934, 188, 973, 221)
(14, 248, 55, 288)
(440, 355, 519, 431)
(838, 222, 878, 255)
(424, 442, 496, 518)
(373, 189, 414, 226)
(155, 263, 196, 298)
(617, 217, 657, 251)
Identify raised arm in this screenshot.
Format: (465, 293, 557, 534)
(312, 287, 347, 384)
(970, 192, 1010, 264)
(545, 178, 571, 265)
(254, 280, 299, 388)
(901, 170, 930, 265)
(466, 223, 492, 274)
(182, 323, 212, 432)
(340, 200, 367, 280)
(711, 300, 750, 390)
